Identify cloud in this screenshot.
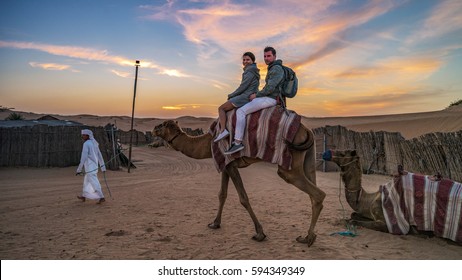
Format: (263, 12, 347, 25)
(110, 70, 132, 78)
(162, 106, 184, 110)
(142, 1, 404, 66)
(158, 69, 191, 78)
(321, 85, 446, 116)
(141, 1, 339, 62)
(29, 62, 78, 72)
(0, 40, 190, 78)
(161, 103, 217, 111)
(0, 40, 132, 65)
(334, 55, 442, 80)
(408, 0, 462, 44)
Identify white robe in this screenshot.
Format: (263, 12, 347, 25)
(77, 139, 106, 199)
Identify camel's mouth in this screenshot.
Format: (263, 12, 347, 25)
(153, 124, 164, 136)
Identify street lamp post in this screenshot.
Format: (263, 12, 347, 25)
(128, 60, 140, 173)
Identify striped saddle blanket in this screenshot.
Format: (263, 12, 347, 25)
(209, 105, 301, 172)
(381, 172, 462, 243)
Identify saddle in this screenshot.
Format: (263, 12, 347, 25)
(381, 172, 462, 243)
(209, 105, 301, 172)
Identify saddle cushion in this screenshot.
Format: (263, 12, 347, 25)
(381, 172, 462, 243)
(209, 105, 301, 172)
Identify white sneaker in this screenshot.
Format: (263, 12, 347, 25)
(214, 129, 230, 142)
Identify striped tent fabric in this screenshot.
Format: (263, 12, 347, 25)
(209, 106, 301, 172)
(381, 172, 462, 243)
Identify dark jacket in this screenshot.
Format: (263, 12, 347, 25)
(256, 59, 284, 99)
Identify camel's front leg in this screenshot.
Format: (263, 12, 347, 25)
(349, 213, 388, 232)
(226, 164, 266, 241)
(208, 171, 230, 229)
(278, 164, 325, 247)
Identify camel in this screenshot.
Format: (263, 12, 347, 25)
(153, 119, 326, 247)
(322, 149, 388, 232)
(323, 149, 462, 244)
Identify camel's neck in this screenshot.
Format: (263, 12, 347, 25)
(169, 132, 213, 159)
(340, 161, 380, 214)
(340, 161, 362, 191)
(340, 161, 363, 210)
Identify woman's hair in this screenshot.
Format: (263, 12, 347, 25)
(243, 51, 256, 63)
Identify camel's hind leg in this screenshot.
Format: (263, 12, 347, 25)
(226, 163, 266, 241)
(208, 171, 230, 229)
(277, 154, 325, 247)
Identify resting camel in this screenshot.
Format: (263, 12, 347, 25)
(323, 149, 462, 244)
(322, 149, 388, 232)
(153, 120, 325, 246)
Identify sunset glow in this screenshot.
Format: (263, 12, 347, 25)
(1, 0, 461, 118)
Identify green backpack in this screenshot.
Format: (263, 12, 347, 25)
(278, 65, 298, 98)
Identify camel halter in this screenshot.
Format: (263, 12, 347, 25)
(333, 156, 358, 167)
(167, 132, 181, 144)
(338, 158, 362, 192)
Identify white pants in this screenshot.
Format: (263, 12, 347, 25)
(234, 97, 277, 141)
(82, 172, 104, 199)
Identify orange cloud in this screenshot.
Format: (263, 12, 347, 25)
(162, 106, 185, 110)
(161, 103, 217, 111)
(318, 85, 444, 116)
(334, 56, 442, 80)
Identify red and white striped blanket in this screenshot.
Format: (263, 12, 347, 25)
(209, 106, 301, 172)
(380, 172, 462, 243)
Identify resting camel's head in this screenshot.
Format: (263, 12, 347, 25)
(323, 149, 359, 169)
(153, 120, 182, 142)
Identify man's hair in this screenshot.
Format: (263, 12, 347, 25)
(243, 51, 256, 62)
(264, 46, 276, 56)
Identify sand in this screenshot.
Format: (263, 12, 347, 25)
(1, 106, 462, 260)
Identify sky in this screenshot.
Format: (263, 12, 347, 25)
(1, 0, 461, 118)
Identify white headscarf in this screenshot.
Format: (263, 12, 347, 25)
(81, 129, 99, 147)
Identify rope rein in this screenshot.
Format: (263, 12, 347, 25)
(79, 147, 127, 175)
(332, 158, 360, 237)
(167, 132, 181, 144)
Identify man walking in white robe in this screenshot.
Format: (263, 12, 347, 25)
(76, 129, 106, 204)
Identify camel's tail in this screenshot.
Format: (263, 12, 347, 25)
(285, 134, 314, 151)
(294, 125, 317, 185)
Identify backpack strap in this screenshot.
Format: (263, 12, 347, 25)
(278, 93, 290, 116)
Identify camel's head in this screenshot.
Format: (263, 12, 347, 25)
(153, 120, 182, 142)
(323, 149, 359, 167)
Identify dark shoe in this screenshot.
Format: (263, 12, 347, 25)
(224, 142, 244, 155)
(214, 129, 229, 142)
(97, 198, 106, 204)
(77, 196, 86, 202)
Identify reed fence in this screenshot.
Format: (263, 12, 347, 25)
(313, 125, 462, 182)
(0, 124, 118, 170)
